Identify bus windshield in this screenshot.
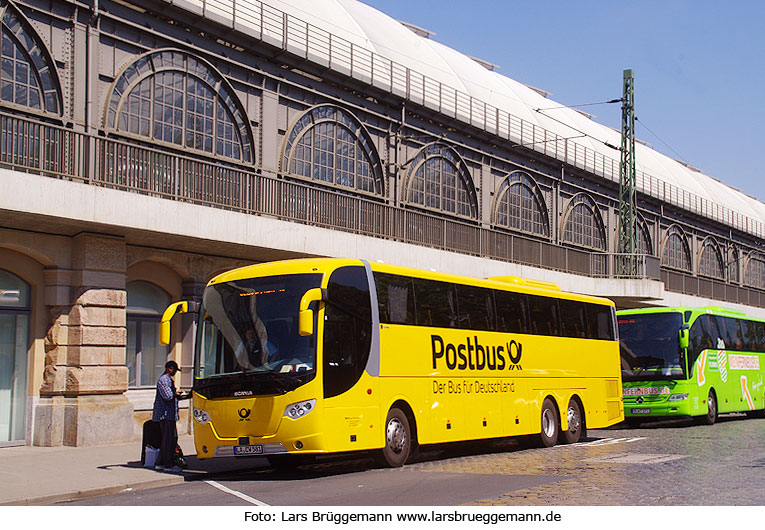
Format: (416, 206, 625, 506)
(194, 273, 322, 397)
(619, 312, 686, 381)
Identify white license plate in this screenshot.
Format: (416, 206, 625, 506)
(233, 445, 263, 455)
(631, 408, 651, 414)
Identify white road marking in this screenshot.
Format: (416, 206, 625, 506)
(584, 453, 689, 464)
(204, 480, 270, 506)
(561, 436, 647, 447)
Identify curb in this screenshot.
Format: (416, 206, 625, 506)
(0, 475, 186, 506)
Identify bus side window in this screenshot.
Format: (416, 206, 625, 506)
(706, 315, 725, 349)
(374, 272, 415, 325)
(721, 317, 743, 351)
(756, 321, 765, 352)
(585, 304, 614, 340)
(494, 290, 528, 334)
(739, 319, 756, 352)
(528, 294, 560, 336)
(323, 266, 372, 399)
(456, 284, 495, 331)
(413, 278, 458, 328)
(558, 299, 586, 338)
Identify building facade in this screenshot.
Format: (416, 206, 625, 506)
(1, 0, 764, 446)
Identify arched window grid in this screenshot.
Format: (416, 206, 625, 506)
(283, 105, 384, 196)
(106, 50, 253, 163)
(404, 143, 478, 220)
(636, 215, 653, 256)
(561, 194, 606, 251)
(492, 171, 549, 238)
(728, 247, 740, 284)
(0, 1, 61, 115)
(698, 237, 724, 280)
(126, 280, 171, 389)
(661, 225, 692, 272)
(744, 252, 765, 290)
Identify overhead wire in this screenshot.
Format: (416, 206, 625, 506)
(533, 98, 622, 151)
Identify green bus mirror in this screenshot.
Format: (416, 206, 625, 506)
(298, 288, 326, 336)
(160, 301, 190, 345)
(679, 327, 689, 350)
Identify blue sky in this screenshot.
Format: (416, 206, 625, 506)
(361, 0, 765, 202)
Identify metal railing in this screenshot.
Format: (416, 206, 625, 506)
(3, 111, 765, 306)
(159, 0, 765, 240)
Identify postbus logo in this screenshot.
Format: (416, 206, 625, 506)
(431, 334, 522, 371)
(238, 408, 252, 421)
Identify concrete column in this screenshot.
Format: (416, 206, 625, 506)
(34, 233, 133, 446)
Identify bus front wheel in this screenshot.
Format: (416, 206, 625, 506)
(700, 389, 718, 425)
(538, 398, 559, 448)
(381, 407, 412, 467)
(559, 399, 584, 444)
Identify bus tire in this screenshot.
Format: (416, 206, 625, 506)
(381, 407, 412, 467)
(538, 398, 559, 448)
(559, 399, 583, 444)
(697, 389, 718, 425)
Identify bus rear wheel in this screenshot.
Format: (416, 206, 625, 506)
(559, 399, 583, 444)
(538, 398, 559, 448)
(381, 407, 412, 467)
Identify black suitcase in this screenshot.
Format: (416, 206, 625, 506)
(140, 420, 162, 465)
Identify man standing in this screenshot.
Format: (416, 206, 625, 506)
(153, 360, 182, 472)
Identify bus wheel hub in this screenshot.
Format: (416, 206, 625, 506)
(386, 418, 406, 454)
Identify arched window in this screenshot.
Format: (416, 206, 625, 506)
(661, 225, 691, 272)
(562, 193, 606, 251)
(698, 238, 724, 279)
(493, 171, 549, 237)
(636, 215, 652, 255)
(405, 143, 478, 219)
(126, 281, 171, 388)
(0, 268, 29, 442)
(106, 50, 253, 162)
(728, 247, 740, 284)
(0, 0, 61, 114)
(744, 252, 765, 289)
(283, 105, 383, 194)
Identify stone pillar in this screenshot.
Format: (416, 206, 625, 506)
(34, 233, 133, 446)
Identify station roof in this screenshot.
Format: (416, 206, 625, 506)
(185, 0, 765, 237)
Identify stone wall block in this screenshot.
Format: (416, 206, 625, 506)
(44, 345, 67, 366)
(39, 364, 68, 396)
(69, 325, 126, 347)
(63, 395, 134, 446)
(71, 233, 126, 272)
(33, 396, 66, 446)
(68, 305, 126, 327)
(67, 345, 126, 366)
(71, 269, 126, 290)
(72, 288, 126, 308)
(65, 366, 128, 395)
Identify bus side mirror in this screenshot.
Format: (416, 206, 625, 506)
(298, 288, 326, 336)
(679, 327, 689, 350)
(160, 301, 193, 345)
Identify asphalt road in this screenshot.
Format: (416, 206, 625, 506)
(63, 414, 765, 506)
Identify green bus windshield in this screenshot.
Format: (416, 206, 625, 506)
(618, 312, 685, 381)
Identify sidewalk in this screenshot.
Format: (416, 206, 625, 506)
(0, 435, 263, 505)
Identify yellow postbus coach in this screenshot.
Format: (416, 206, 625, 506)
(161, 258, 623, 467)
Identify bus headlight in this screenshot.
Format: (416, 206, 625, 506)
(283, 399, 316, 419)
(193, 408, 211, 424)
(668, 394, 688, 401)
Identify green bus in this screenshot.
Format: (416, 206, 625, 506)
(618, 306, 765, 425)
